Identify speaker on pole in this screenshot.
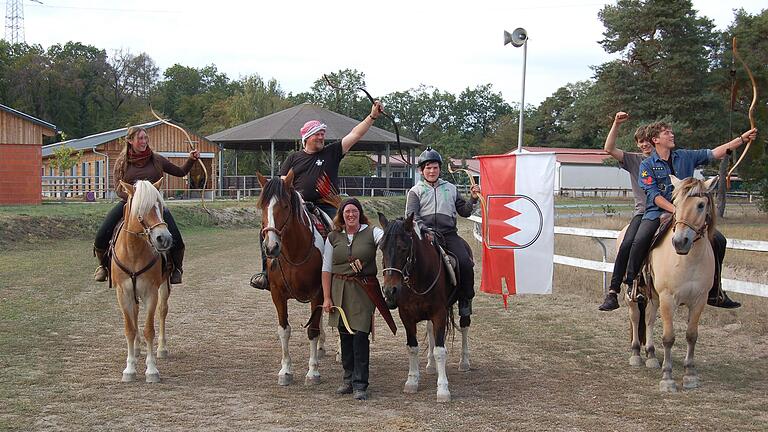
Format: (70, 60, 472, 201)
(503, 28, 528, 47)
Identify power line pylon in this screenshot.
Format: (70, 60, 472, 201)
(4, 0, 26, 44)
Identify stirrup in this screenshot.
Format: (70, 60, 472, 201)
(170, 268, 183, 284)
(94, 265, 108, 282)
(250, 272, 270, 290)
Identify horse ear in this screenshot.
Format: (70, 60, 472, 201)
(704, 175, 719, 193)
(669, 175, 682, 189)
(284, 169, 295, 188)
(378, 212, 388, 228)
(404, 212, 414, 230)
(152, 178, 163, 190)
(256, 172, 267, 188)
(120, 180, 135, 196)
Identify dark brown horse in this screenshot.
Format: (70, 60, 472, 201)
(256, 171, 327, 386)
(378, 212, 471, 402)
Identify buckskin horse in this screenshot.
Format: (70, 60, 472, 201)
(625, 175, 718, 392)
(256, 171, 327, 386)
(111, 179, 172, 383)
(378, 212, 471, 402)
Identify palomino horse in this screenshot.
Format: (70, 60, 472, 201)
(625, 175, 718, 392)
(256, 171, 326, 386)
(378, 213, 471, 402)
(112, 179, 172, 383)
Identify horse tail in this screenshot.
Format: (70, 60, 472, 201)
(638, 298, 647, 346)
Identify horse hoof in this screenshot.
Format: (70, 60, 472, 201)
(437, 391, 451, 402)
(146, 373, 161, 383)
(305, 375, 321, 386)
(659, 380, 677, 392)
(121, 372, 136, 383)
(646, 358, 660, 369)
(278, 374, 293, 386)
(683, 375, 700, 390)
(458, 362, 471, 372)
(403, 383, 418, 393)
(629, 355, 643, 367)
(157, 349, 169, 359)
(425, 365, 436, 375)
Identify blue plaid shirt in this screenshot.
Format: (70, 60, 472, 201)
(638, 148, 713, 220)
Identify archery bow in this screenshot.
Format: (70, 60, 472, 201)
(150, 107, 211, 214)
(727, 37, 758, 188)
(322, 74, 409, 166)
(446, 161, 486, 224)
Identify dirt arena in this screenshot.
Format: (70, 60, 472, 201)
(1, 217, 767, 431)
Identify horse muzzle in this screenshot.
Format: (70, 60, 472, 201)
(672, 232, 693, 255)
(381, 285, 398, 310)
(152, 229, 173, 252)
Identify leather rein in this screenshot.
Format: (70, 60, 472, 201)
(110, 199, 169, 302)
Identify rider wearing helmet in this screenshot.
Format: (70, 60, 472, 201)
(406, 147, 480, 317)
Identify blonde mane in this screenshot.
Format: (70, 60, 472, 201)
(130, 180, 165, 219)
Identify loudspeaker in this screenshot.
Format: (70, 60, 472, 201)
(503, 28, 528, 47)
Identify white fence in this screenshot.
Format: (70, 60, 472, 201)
(469, 215, 768, 298)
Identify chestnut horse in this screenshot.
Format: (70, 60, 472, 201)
(378, 212, 471, 402)
(111, 179, 172, 383)
(256, 171, 326, 386)
(625, 176, 718, 392)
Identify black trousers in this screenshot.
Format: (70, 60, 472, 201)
(609, 214, 643, 292)
(95, 202, 184, 251)
(443, 232, 475, 301)
(624, 216, 725, 297)
(339, 325, 370, 391)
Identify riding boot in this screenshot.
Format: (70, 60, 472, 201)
(93, 246, 109, 282)
(170, 246, 184, 284)
(250, 252, 270, 291)
(598, 290, 619, 311)
(707, 266, 741, 309)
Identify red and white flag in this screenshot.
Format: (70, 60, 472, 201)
(477, 151, 554, 300)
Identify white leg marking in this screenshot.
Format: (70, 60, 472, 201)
(277, 325, 293, 385)
(459, 326, 471, 372)
(305, 337, 321, 385)
(434, 346, 451, 402)
(426, 321, 436, 374)
(404, 345, 420, 393)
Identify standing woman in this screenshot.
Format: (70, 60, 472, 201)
(322, 198, 384, 401)
(93, 126, 200, 284)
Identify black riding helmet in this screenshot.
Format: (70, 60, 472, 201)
(417, 147, 443, 169)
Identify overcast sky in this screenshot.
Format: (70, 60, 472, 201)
(14, 0, 766, 107)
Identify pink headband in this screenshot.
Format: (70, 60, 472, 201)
(300, 120, 327, 144)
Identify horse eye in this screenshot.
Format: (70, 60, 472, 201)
(697, 202, 705, 210)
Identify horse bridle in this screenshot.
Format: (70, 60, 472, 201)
(381, 228, 442, 296)
(261, 196, 315, 267)
(672, 192, 711, 244)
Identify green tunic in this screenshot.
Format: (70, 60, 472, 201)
(327, 226, 378, 333)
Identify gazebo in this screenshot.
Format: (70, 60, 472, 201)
(207, 103, 422, 192)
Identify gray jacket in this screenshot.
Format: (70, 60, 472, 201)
(405, 179, 477, 235)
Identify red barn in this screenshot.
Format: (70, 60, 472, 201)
(0, 104, 57, 205)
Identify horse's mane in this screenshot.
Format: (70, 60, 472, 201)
(382, 217, 424, 243)
(672, 177, 716, 238)
(258, 176, 303, 218)
(130, 180, 165, 218)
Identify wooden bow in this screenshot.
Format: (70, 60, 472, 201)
(150, 107, 211, 214)
(447, 161, 486, 222)
(727, 36, 758, 188)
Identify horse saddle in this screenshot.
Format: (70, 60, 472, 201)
(648, 212, 675, 251)
(304, 203, 333, 240)
(437, 245, 459, 288)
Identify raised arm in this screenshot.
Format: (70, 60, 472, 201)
(341, 101, 382, 154)
(712, 128, 757, 160)
(604, 112, 629, 163)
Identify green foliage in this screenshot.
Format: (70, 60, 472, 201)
(339, 154, 373, 176)
(51, 146, 83, 174)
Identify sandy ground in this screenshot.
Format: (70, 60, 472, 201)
(2, 221, 767, 431)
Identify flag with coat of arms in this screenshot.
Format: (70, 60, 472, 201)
(476, 151, 555, 302)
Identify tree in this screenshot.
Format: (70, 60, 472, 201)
(52, 145, 84, 202)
